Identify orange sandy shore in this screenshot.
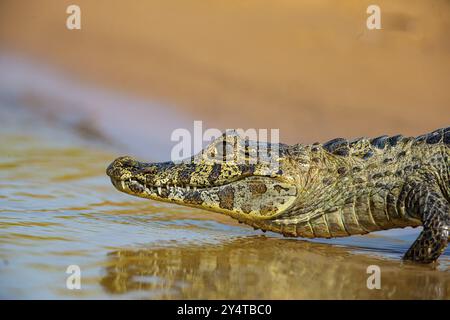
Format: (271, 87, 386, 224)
(0, 0, 449, 143)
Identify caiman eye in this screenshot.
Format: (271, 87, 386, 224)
(215, 141, 235, 160)
(207, 149, 216, 158)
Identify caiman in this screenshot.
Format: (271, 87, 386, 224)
(107, 127, 450, 263)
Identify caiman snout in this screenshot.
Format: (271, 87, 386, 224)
(106, 132, 298, 220)
(106, 150, 297, 221)
(106, 156, 139, 179)
(106, 156, 176, 193)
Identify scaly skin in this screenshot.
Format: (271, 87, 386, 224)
(107, 127, 450, 263)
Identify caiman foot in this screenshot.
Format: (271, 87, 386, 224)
(403, 186, 449, 263)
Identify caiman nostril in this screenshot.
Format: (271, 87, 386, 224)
(106, 160, 117, 177)
(116, 156, 138, 167)
(106, 156, 138, 177)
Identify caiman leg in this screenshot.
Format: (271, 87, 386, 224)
(403, 185, 449, 263)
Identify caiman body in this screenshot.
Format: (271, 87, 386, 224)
(107, 127, 450, 263)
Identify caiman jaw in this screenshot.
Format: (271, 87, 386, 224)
(106, 156, 298, 220)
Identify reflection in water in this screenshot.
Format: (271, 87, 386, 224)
(101, 237, 450, 299)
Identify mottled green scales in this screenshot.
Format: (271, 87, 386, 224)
(107, 127, 450, 263)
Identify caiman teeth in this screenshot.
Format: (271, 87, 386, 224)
(120, 178, 209, 195)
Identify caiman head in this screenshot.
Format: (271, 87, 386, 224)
(106, 131, 301, 221)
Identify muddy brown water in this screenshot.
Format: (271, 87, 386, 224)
(0, 101, 449, 299)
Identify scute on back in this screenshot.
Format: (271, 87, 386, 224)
(320, 127, 449, 160)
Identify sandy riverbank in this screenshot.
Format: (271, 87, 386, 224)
(0, 0, 449, 143)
